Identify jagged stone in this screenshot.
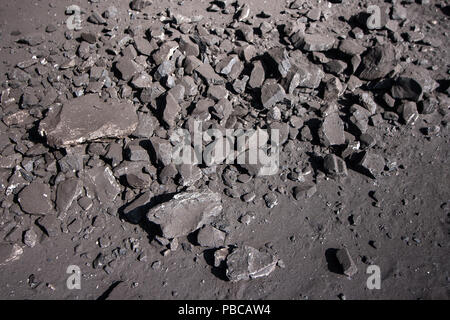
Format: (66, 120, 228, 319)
(358, 44, 396, 80)
(319, 113, 345, 146)
(261, 80, 285, 109)
(225, 246, 278, 281)
(146, 188, 222, 238)
(196, 225, 226, 248)
(56, 178, 82, 214)
(323, 154, 348, 177)
(18, 182, 53, 215)
(358, 152, 385, 179)
(39, 95, 138, 148)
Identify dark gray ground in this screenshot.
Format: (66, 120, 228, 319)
(0, 0, 449, 300)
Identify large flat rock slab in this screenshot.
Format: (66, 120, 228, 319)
(146, 188, 222, 239)
(39, 94, 138, 148)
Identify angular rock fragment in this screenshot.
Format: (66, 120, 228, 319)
(115, 58, 140, 81)
(261, 80, 285, 109)
(294, 33, 335, 52)
(357, 152, 385, 179)
(196, 225, 226, 248)
(267, 47, 291, 78)
(85, 166, 121, 205)
(195, 63, 224, 85)
(336, 248, 358, 277)
(163, 92, 181, 128)
(0, 243, 23, 266)
(18, 182, 53, 215)
(150, 137, 173, 167)
(146, 188, 222, 239)
(293, 184, 317, 200)
(323, 154, 348, 178)
(23, 229, 38, 248)
(319, 113, 345, 146)
(123, 191, 153, 224)
(282, 60, 324, 91)
(358, 44, 395, 80)
(398, 102, 419, 125)
(225, 246, 278, 281)
(39, 95, 138, 148)
(56, 178, 82, 214)
(248, 60, 265, 89)
(152, 41, 178, 65)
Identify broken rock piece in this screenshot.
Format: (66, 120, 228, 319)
(336, 248, 358, 277)
(225, 246, 278, 281)
(319, 112, 345, 146)
(39, 95, 138, 148)
(358, 152, 385, 179)
(18, 182, 54, 215)
(196, 225, 226, 248)
(0, 243, 24, 266)
(85, 166, 121, 205)
(146, 188, 222, 239)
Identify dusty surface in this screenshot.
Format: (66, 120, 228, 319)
(0, 0, 449, 300)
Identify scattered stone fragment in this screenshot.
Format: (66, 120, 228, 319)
(85, 166, 121, 205)
(23, 229, 38, 248)
(263, 192, 278, 208)
(146, 188, 222, 239)
(357, 152, 385, 179)
(39, 95, 138, 148)
(336, 248, 358, 277)
(319, 113, 345, 146)
(294, 33, 335, 52)
(56, 178, 82, 214)
(267, 47, 291, 78)
(323, 154, 348, 178)
(18, 182, 53, 215)
(196, 225, 226, 248)
(293, 184, 317, 200)
(261, 80, 285, 109)
(0, 243, 23, 266)
(358, 44, 395, 80)
(225, 246, 278, 281)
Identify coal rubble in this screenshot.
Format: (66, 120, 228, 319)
(0, 0, 448, 300)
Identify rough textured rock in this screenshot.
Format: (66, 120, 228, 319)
(358, 152, 385, 179)
(261, 81, 286, 109)
(146, 188, 222, 238)
(18, 182, 53, 215)
(39, 95, 138, 148)
(0, 243, 24, 266)
(56, 178, 82, 214)
(358, 44, 395, 80)
(85, 166, 121, 205)
(319, 113, 345, 146)
(196, 225, 226, 248)
(336, 248, 358, 277)
(225, 246, 278, 281)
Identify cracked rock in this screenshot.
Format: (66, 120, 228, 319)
(225, 246, 278, 282)
(39, 95, 138, 148)
(146, 188, 222, 238)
